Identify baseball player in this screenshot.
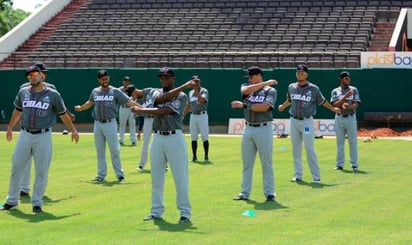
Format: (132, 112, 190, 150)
(19, 62, 76, 197)
(231, 66, 277, 202)
(1, 65, 79, 213)
(118, 76, 137, 146)
(131, 67, 196, 223)
(278, 64, 340, 183)
(74, 70, 138, 182)
(126, 85, 157, 171)
(183, 75, 210, 163)
(331, 71, 361, 171)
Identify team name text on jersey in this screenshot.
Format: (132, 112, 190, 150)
(23, 100, 50, 109)
(290, 94, 311, 102)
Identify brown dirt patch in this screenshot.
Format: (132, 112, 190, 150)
(358, 128, 412, 137)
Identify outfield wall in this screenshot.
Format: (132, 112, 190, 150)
(1, 68, 411, 124)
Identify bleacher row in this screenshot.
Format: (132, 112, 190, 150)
(19, 0, 412, 68)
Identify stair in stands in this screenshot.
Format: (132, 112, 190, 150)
(0, 0, 89, 68)
(368, 22, 396, 51)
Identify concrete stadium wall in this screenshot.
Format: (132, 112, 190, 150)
(1, 68, 411, 125)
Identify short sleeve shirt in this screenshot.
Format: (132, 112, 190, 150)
(287, 82, 325, 118)
(151, 89, 188, 131)
(89, 86, 130, 121)
(14, 87, 66, 129)
(241, 83, 277, 123)
(188, 87, 208, 113)
(330, 85, 361, 116)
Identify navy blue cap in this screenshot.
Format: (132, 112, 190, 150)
(339, 71, 351, 79)
(33, 62, 47, 71)
(123, 76, 131, 81)
(25, 65, 42, 77)
(192, 75, 200, 80)
(296, 64, 308, 72)
(158, 67, 175, 77)
(247, 66, 263, 76)
(97, 69, 109, 78)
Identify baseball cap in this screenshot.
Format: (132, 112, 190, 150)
(123, 76, 131, 81)
(158, 67, 175, 77)
(33, 61, 47, 72)
(125, 85, 136, 96)
(296, 64, 308, 72)
(339, 71, 351, 79)
(97, 69, 109, 78)
(25, 65, 42, 77)
(247, 66, 263, 76)
(192, 75, 200, 80)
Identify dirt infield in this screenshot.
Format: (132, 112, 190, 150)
(358, 127, 412, 137)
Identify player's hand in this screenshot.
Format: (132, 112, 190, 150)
(130, 106, 142, 113)
(6, 130, 12, 142)
(278, 105, 285, 112)
(332, 107, 341, 114)
(231, 100, 243, 109)
(74, 105, 81, 112)
(71, 132, 79, 143)
(266, 79, 278, 86)
(342, 103, 351, 110)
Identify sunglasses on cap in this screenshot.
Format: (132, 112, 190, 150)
(27, 71, 41, 79)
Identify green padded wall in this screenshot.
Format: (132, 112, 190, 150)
(1, 68, 411, 124)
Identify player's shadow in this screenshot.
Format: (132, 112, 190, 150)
(341, 169, 368, 174)
(151, 218, 199, 233)
(20, 195, 74, 204)
(294, 180, 336, 189)
(191, 160, 213, 165)
(245, 199, 288, 211)
(7, 210, 80, 223)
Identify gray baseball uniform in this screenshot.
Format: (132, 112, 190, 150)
(118, 85, 136, 145)
(136, 88, 157, 169)
(89, 86, 130, 180)
(188, 87, 209, 161)
(19, 82, 56, 195)
(331, 85, 361, 169)
(149, 88, 191, 219)
(238, 83, 277, 199)
(287, 82, 325, 181)
(5, 86, 66, 208)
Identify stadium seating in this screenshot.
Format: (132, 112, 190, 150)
(3, 0, 412, 68)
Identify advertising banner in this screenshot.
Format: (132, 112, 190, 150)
(361, 52, 412, 68)
(228, 118, 336, 136)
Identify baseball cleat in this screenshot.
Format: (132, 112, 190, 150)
(233, 195, 248, 201)
(313, 179, 321, 183)
(143, 215, 162, 221)
(0, 203, 18, 211)
(266, 195, 275, 202)
(92, 176, 104, 182)
(291, 177, 302, 182)
(178, 216, 191, 223)
(335, 166, 344, 170)
(33, 206, 43, 213)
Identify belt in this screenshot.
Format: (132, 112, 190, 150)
(21, 127, 50, 134)
(96, 119, 114, 123)
(292, 116, 311, 120)
(146, 115, 155, 118)
(155, 130, 176, 136)
(192, 111, 206, 115)
(340, 113, 354, 118)
(246, 122, 268, 127)
(120, 105, 129, 108)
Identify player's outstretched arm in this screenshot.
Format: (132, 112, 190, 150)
(75, 100, 94, 112)
(156, 80, 196, 104)
(241, 79, 278, 95)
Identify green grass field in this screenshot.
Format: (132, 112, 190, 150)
(0, 133, 411, 245)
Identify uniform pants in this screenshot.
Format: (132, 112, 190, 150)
(189, 112, 209, 141)
(21, 159, 32, 193)
(290, 117, 321, 180)
(118, 106, 136, 144)
(6, 130, 52, 207)
(149, 130, 191, 219)
(335, 114, 358, 168)
(239, 123, 275, 198)
(94, 120, 124, 178)
(139, 117, 154, 168)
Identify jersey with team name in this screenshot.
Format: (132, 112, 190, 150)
(241, 83, 277, 123)
(330, 85, 361, 116)
(150, 88, 188, 131)
(287, 82, 325, 118)
(14, 86, 66, 129)
(89, 86, 130, 121)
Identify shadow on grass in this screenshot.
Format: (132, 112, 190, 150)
(341, 169, 368, 174)
(191, 160, 213, 165)
(20, 195, 74, 204)
(294, 181, 337, 189)
(7, 209, 80, 223)
(245, 199, 288, 211)
(146, 218, 199, 233)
